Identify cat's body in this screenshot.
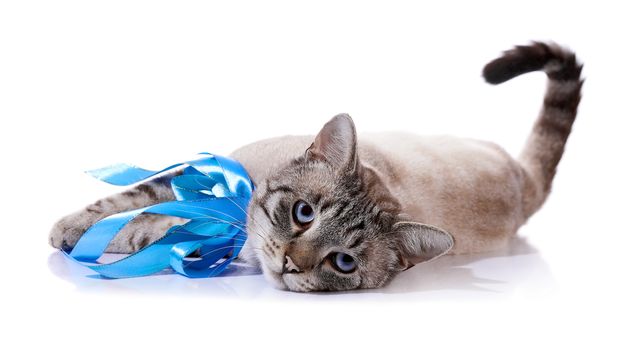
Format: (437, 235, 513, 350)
(50, 42, 583, 292)
(231, 133, 525, 257)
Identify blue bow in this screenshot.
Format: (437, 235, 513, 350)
(63, 153, 254, 278)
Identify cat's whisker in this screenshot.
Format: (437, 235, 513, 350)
(174, 204, 243, 223)
(218, 193, 251, 215)
(184, 244, 246, 261)
(180, 216, 247, 232)
(168, 228, 267, 263)
(182, 245, 254, 276)
(175, 202, 270, 241)
(169, 214, 269, 250)
(261, 247, 276, 259)
(203, 189, 275, 243)
(158, 207, 252, 234)
(167, 230, 250, 245)
(218, 194, 274, 242)
(244, 216, 272, 243)
(172, 203, 271, 243)
(246, 225, 269, 243)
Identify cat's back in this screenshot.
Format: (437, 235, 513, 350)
(230, 132, 518, 188)
(360, 131, 522, 209)
(360, 132, 518, 176)
(362, 131, 526, 253)
(361, 131, 510, 167)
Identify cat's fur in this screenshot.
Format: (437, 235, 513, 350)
(49, 42, 583, 292)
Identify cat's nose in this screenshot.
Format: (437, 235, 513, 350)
(282, 242, 317, 273)
(282, 255, 302, 274)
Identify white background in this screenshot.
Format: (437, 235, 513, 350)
(1, 1, 621, 349)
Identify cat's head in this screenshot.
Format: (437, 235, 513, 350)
(246, 114, 454, 292)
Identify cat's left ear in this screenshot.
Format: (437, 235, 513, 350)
(394, 222, 454, 270)
(306, 113, 358, 173)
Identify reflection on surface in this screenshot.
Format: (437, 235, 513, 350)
(383, 235, 556, 299)
(48, 235, 555, 300)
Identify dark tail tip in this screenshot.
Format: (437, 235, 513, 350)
(483, 41, 582, 85)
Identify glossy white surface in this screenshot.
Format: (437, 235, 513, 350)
(2, 1, 621, 349)
(46, 235, 554, 300)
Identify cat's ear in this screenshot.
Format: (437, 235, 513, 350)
(393, 222, 454, 270)
(306, 113, 358, 172)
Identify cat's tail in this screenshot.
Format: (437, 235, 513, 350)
(483, 42, 583, 218)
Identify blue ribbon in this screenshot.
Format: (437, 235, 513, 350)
(62, 152, 254, 278)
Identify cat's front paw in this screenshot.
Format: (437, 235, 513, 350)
(49, 210, 102, 250)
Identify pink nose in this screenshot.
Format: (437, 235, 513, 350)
(282, 242, 318, 273)
(283, 255, 301, 274)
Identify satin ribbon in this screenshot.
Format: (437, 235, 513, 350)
(62, 153, 254, 278)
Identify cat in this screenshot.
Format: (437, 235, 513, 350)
(49, 42, 582, 292)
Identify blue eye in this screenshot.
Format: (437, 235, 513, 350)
(293, 200, 314, 225)
(332, 252, 357, 273)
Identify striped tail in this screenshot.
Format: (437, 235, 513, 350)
(483, 42, 584, 218)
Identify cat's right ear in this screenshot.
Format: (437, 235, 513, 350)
(306, 113, 358, 173)
(394, 222, 454, 270)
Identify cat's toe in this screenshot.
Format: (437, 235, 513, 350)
(48, 217, 88, 250)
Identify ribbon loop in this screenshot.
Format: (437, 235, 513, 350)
(63, 153, 254, 279)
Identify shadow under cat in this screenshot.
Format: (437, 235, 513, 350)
(47, 234, 555, 299)
(380, 235, 556, 298)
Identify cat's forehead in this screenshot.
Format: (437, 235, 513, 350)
(265, 158, 354, 196)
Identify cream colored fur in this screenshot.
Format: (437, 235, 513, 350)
(231, 132, 527, 256)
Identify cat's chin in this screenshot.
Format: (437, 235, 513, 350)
(261, 265, 319, 292)
(261, 265, 288, 290)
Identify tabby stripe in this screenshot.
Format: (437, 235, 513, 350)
(86, 206, 103, 214)
(538, 115, 574, 136)
(320, 200, 335, 213)
(310, 193, 322, 205)
(262, 184, 294, 205)
(348, 236, 365, 249)
(259, 201, 276, 226)
(372, 208, 385, 223)
(131, 234, 150, 252)
(339, 204, 358, 222)
(274, 199, 291, 230)
(361, 199, 375, 217)
(344, 221, 366, 235)
(135, 184, 158, 201)
(339, 193, 366, 220)
(544, 90, 581, 113)
(267, 184, 295, 195)
(332, 201, 350, 219)
(266, 181, 294, 194)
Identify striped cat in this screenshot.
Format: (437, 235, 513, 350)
(50, 42, 583, 292)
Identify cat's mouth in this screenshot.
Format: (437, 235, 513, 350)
(261, 260, 316, 292)
(263, 266, 322, 292)
(262, 265, 288, 290)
